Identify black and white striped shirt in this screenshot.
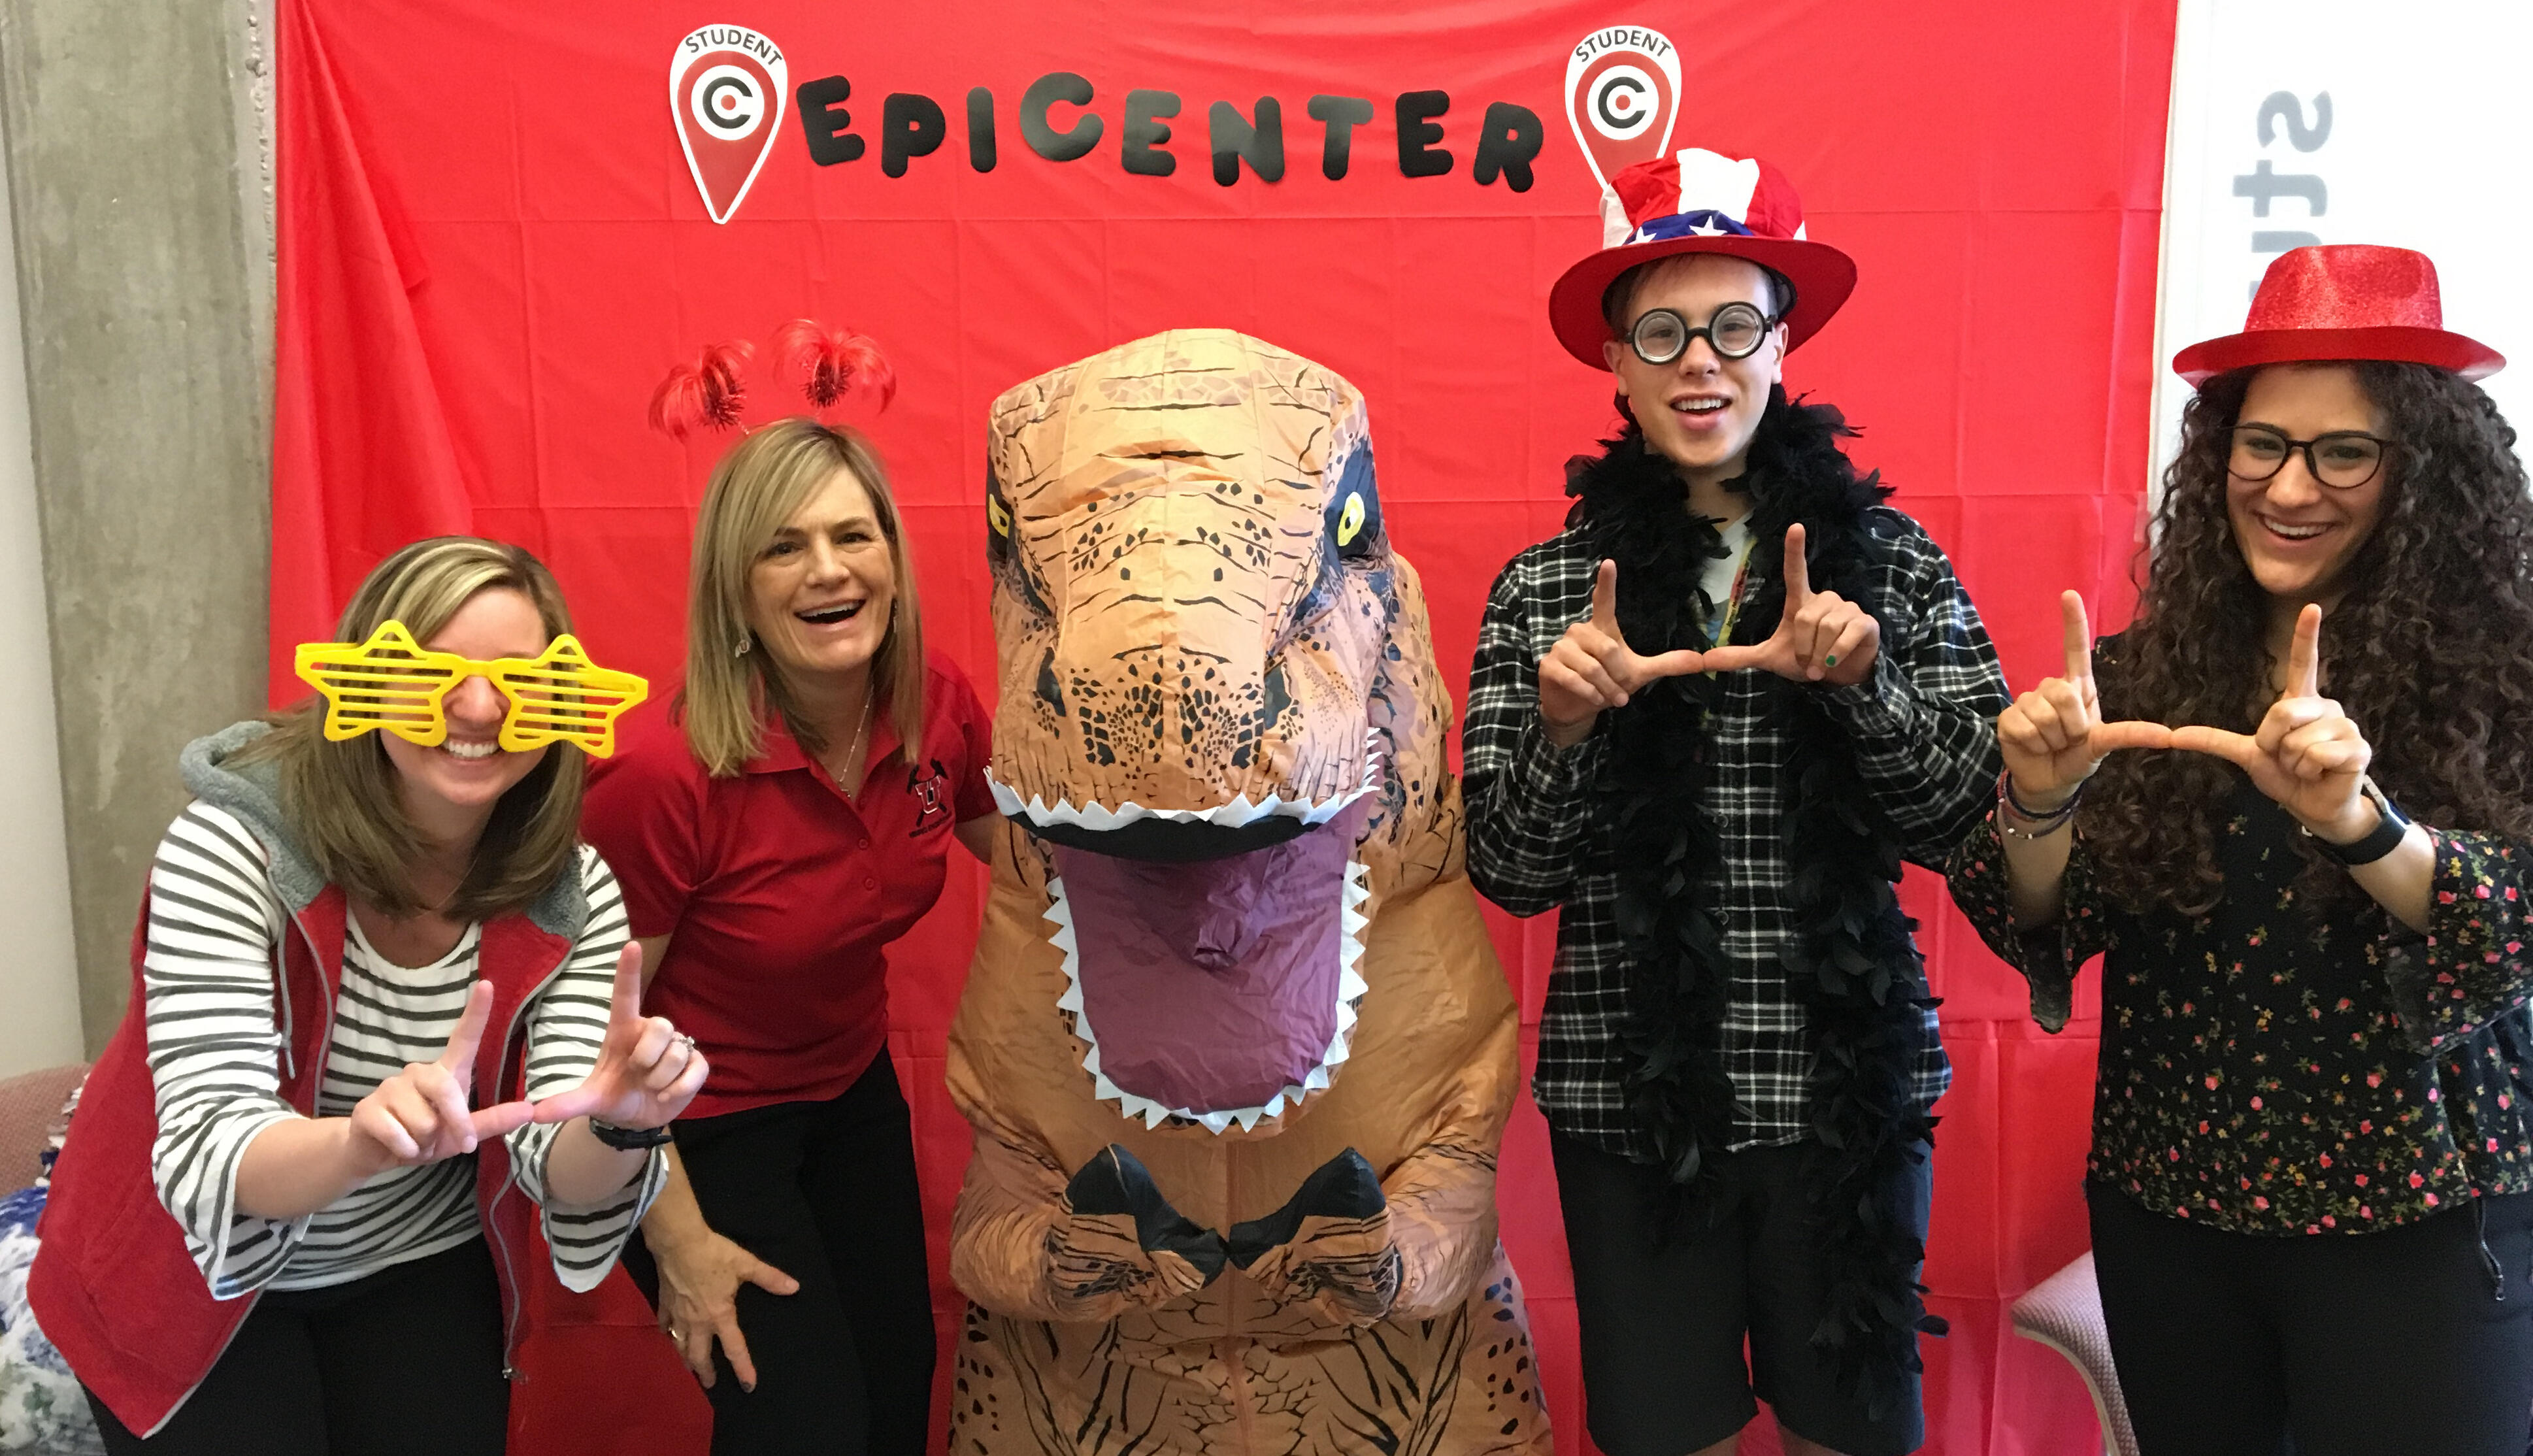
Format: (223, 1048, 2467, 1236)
(1463, 506, 2008, 1157)
(142, 801, 664, 1297)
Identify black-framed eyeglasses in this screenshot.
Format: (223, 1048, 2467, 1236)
(1627, 301, 1779, 365)
(2227, 425, 2395, 490)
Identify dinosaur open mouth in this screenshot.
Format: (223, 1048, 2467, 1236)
(985, 740, 1381, 863)
(1038, 796, 1373, 1134)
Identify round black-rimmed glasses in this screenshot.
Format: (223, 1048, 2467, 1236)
(1628, 301, 1778, 366)
(2227, 425, 2394, 491)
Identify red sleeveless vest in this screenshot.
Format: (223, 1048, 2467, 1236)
(31, 884, 574, 1436)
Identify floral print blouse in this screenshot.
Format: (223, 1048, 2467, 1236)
(1947, 771, 2533, 1236)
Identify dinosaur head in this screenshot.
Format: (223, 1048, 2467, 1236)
(984, 329, 1448, 1134)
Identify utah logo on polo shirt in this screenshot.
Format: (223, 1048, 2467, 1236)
(906, 757, 953, 836)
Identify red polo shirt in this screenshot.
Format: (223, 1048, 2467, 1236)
(582, 655, 995, 1117)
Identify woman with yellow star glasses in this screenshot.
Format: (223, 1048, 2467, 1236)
(37, 536, 702, 1456)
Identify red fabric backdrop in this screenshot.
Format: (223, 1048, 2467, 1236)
(269, 1, 2177, 1450)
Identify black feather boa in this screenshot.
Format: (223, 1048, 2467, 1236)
(1572, 393, 1945, 1415)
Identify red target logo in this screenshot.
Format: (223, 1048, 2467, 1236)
(1564, 26, 1680, 193)
(671, 24, 788, 223)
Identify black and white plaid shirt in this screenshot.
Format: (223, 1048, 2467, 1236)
(1463, 505, 2010, 1158)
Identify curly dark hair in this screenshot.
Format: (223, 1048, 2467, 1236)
(2084, 361, 2533, 914)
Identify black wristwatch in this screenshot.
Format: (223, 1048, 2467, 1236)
(587, 1117, 674, 1151)
(2304, 777, 2412, 867)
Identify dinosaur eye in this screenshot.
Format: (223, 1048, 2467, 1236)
(1325, 444, 1381, 558)
(984, 467, 1056, 617)
(985, 468, 1014, 561)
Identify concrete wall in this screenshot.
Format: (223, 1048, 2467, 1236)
(0, 128, 80, 1078)
(0, 0, 274, 1053)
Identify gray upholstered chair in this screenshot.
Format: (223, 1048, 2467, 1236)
(0, 1064, 86, 1194)
(2010, 1251, 2140, 1456)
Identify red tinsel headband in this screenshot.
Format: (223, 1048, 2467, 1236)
(647, 320, 893, 439)
(647, 340, 752, 439)
(774, 319, 897, 413)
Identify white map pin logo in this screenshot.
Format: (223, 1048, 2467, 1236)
(1564, 25, 1681, 193)
(671, 24, 788, 224)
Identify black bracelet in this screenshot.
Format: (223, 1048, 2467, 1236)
(587, 1117, 673, 1151)
(1998, 772, 2081, 838)
(2003, 772, 2081, 823)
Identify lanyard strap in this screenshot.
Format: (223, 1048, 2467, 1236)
(1707, 534, 1757, 649)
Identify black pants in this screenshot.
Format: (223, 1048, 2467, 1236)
(623, 1054, 935, 1456)
(2089, 1180, 2533, 1456)
(84, 1237, 508, 1455)
(1551, 1128, 1933, 1456)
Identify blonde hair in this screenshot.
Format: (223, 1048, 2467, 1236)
(682, 418, 926, 777)
(244, 537, 586, 921)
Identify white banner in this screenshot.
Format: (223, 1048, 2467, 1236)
(2153, 0, 2533, 491)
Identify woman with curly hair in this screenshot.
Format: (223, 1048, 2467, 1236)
(1946, 244, 2533, 1455)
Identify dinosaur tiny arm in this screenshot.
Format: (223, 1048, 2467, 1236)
(947, 1128, 1074, 1319)
(1236, 973, 1521, 1327)
(1374, 998, 1519, 1319)
(952, 1127, 1223, 1323)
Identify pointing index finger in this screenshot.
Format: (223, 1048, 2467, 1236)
(2059, 591, 2094, 687)
(436, 980, 495, 1076)
(1589, 560, 1621, 640)
(610, 941, 645, 1030)
(2287, 603, 2322, 699)
(1781, 523, 1811, 612)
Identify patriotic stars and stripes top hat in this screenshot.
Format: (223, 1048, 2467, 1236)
(1549, 146, 1858, 369)
(2171, 243, 2504, 385)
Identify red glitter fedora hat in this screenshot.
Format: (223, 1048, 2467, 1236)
(2172, 244, 2503, 386)
(1548, 146, 1857, 369)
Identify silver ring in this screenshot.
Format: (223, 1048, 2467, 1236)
(676, 1033, 697, 1051)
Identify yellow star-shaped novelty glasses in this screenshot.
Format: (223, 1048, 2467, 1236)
(293, 621, 650, 757)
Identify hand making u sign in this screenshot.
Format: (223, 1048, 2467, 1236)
(1537, 558, 1708, 746)
(346, 979, 538, 1172)
(1995, 591, 2173, 817)
(2164, 603, 2375, 840)
(1698, 523, 1880, 686)
(532, 941, 710, 1133)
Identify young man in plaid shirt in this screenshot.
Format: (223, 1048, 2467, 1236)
(1464, 148, 2008, 1456)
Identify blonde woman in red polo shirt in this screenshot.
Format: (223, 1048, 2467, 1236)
(584, 418, 997, 1456)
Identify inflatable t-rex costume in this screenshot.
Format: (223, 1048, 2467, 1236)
(946, 330, 1550, 1456)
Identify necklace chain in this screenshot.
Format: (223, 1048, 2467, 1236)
(835, 692, 874, 791)
(412, 853, 472, 918)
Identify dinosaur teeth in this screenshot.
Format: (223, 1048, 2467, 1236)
(988, 731, 1385, 833)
